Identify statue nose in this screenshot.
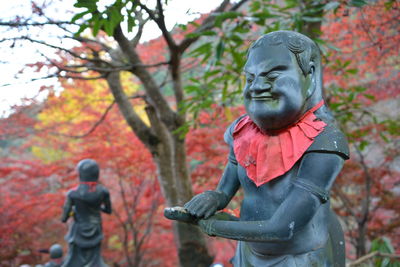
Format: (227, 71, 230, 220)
(249, 78, 272, 93)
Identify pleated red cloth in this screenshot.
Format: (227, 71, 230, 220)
(233, 100, 326, 186)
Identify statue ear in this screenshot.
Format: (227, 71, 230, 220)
(306, 62, 316, 98)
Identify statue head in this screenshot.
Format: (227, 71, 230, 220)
(77, 159, 99, 182)
(244, 31, 323, 132)
(49, 243, 63, 259)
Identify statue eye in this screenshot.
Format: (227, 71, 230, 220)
(267, 71, 280, 80)
(246, 75, 254, 83)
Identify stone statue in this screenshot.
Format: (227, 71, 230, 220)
(44, 244, 63, 267)
(61, 159, 111, 267)
(165, 31, 349, 266)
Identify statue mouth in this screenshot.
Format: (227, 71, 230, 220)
(251, 94, 276, 101)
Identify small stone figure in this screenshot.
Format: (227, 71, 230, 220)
(165, 31, 349, 266)
(44, 244, 63, 267)
(61, 159, 111, 267)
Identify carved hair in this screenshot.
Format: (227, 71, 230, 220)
(249, 31, 321, 76)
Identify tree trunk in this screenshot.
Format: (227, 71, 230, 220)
(152, 135, 214, 267)
(107, 71, 213, 267)
(356, 221, 367, 257)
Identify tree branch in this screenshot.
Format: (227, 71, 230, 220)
(12, 36, 109, 65)
(137, 0, 177, 50)
(179, 0, 249, 52)
(355, 146, 373, 225)
(347, 251, 400, 266)
(106, 71, 159, 151)
(332, 184, 358, 218)
(51, 100, 116, 139)
(112, 25, 177, 127)
(65, 35, 112, 52)
(131, 5, 150, 47)
(0, 21, 74, 27)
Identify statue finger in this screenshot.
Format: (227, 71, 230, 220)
(184, 198, 206, 214)
(193, 205, 211, 218)
(204, 208, 217, 219)
(183, 199, 198, 213)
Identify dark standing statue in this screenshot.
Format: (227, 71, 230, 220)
(61, 159, 111, 267)
(165, 31, 349, 266)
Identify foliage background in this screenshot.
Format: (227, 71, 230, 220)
(0, 0, 399, 266)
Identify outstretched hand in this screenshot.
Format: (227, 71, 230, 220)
(164, 206, 198, 224)
(184, 191, 226, 219)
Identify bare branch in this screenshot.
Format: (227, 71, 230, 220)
(347, 251, 400, 266)
(179, 0, 250, 52)
(131, 6, 150, 47)
(65, 35, 112, 52)
(332, 184, 358, 218)
(13, 36, 94, 62)
(52, 101, 116, 139)
(138, 0, 177, 50)
(49, 94, 146, 139)
(355, 146, 373, 225)
(63, 61, 170, 73)
(0, 21, 74, 27)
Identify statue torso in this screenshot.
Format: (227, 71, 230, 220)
(69, 185, 107, 223)
(225, 115, 348, 255)
(237, 161, 329, 255)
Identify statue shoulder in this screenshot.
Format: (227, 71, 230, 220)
(98, 184, 110, 196)
(224, 115, 247, 146)
(307, 123, 350, 159)
(66, 188, 77, 198)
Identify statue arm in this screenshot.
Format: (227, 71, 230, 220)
(61, 194, 73, 223)
(101, 188, 112, 214)
(199, 152, 345, 242)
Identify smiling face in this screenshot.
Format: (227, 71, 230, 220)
(244, 44, 312, 132)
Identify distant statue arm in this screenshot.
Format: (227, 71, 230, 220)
(101, 189, 112, 214)
(199, 153, 345, 242)
(61, 195, 73, 223)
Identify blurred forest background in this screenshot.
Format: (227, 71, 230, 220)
(0, 0, 399, 266)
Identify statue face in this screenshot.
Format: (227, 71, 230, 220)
(243, 44, 312, 132)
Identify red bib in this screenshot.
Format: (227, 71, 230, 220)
(233, 101, 326, 186)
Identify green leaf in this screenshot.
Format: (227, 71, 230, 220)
(380, 132, 389, 143)
(127, 16, 136, 32)
(346, 68, 358, 74)
(189, 42, 212, 57)
(204, 69, 220, 80)
(184, 85, 201, 93)
(326, 42, 341, 52)
(301, 16, 323, 22)
(216, 40, 225, 62)
(104, 20, 114, 35)
(71, 11, 90, 23)
(324, 1, 340, 11)
(201, 30, 217, 36)
(359, 140, 369, 151)
(350, 0, 369, 7)
(92, 17, 104, 36)
(74, 0, 98, 11)
(74, 24, 89, 37)
(250, 1, 261, 12)
(215, 11, 242, 28)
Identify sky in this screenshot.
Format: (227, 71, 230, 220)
(0, 0, 221, 116)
